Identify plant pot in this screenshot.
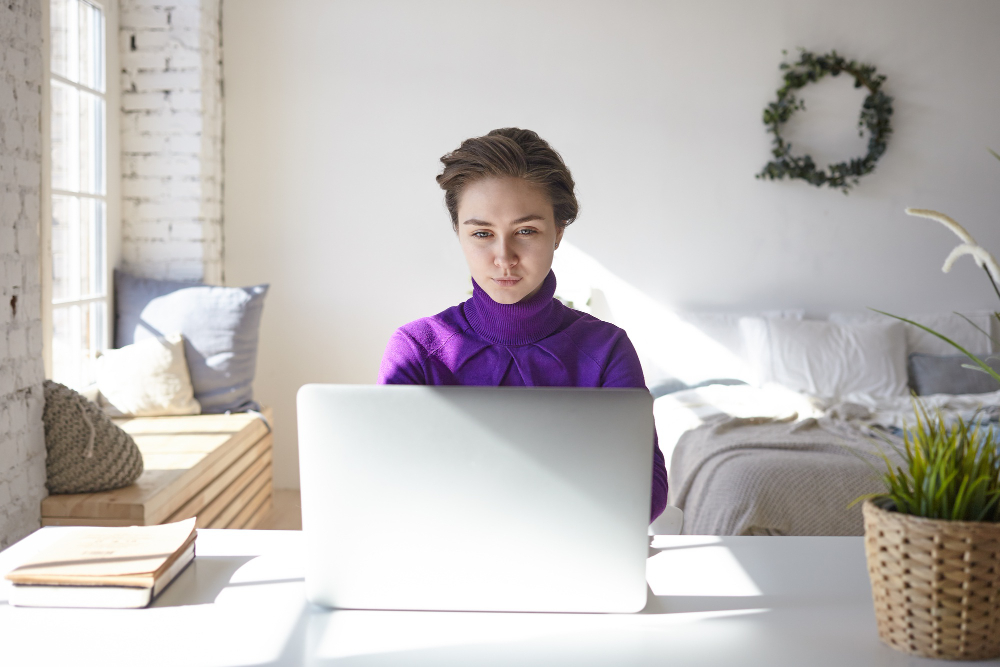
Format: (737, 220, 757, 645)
(862, 500, 1000, 661)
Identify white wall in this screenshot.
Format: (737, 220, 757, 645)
(1, 0, 47, 549)
(223, 0, 1000, 489)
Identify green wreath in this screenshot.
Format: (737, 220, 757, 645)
(757, 49, 894, 194)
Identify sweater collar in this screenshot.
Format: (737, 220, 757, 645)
(465, 270, 563, 346)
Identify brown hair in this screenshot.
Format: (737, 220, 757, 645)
(436, 128, 578, 231)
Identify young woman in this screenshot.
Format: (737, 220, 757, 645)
(378, 128, 668, 521)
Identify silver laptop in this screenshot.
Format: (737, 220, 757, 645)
(296, 384, 654, 614)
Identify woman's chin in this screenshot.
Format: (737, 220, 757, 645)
(480, 275, 545, 304)
(486, 289, 524, 305)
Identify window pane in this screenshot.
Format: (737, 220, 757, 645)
(78, 1, 104, 92)
(52, 301, 106, 390)
(50, 0, 103, 90)
(48, 0, 107, 392)
(51, 195, 76, 301)
(85, 197, 106, 296)
(52, 305, 73, 387)
(89, 301, 107, 386)
(52, 195, 106, 301)
(50, 80, 78, 192)
(51, 83, 104, 195)
(50, 0, 76, 82)
(79, 90, 105, 194)
(52, 305, 78, 388)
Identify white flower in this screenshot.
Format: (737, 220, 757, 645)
(942, 243, 1000, 282)
(905, 207, 1000, 283)
(905, 208, 977, 244)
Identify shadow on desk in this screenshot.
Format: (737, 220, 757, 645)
(640, 589, 824, 615)
(154, 556, 259, 607)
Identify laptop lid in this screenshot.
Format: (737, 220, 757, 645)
(296, 384, 654, 613)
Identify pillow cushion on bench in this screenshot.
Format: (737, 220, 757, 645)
(114, 270, 269, 414)
(96, 332, 201, 417)
(43, 380, 144, 494)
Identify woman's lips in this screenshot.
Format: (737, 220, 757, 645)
(492, 277, 522, 287)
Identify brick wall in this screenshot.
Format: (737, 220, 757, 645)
(0, 0, 47, 550)
(120, 0, 224, 284)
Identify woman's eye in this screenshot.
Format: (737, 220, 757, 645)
(517, 229, 537, 236)
(472, 231, 491, 238)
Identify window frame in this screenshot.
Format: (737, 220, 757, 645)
(41, 0, 122, 383)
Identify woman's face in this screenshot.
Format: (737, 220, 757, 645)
(456, 177, 564, 305)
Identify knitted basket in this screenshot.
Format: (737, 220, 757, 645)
(43, 380, 144, 494)
(862, 500, 1000, 661)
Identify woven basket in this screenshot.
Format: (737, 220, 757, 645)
(863, 500, 1000, 660)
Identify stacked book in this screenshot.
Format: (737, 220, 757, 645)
(5, 518, 196, 609)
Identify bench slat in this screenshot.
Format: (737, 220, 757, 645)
(206, 465, 272, 529)
(165, 435, 272, 524)
(194, 453, 272, 528)
(41, 517, 137, 527)
(241, 493, 274, 530)
(229, 481, 273, 529)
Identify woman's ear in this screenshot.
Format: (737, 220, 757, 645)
(554, 224, 566, 249)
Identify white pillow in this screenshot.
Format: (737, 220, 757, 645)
(96, 332, 201, 417)
(643, 310, 805, 386)
(828, 311, 995, 356)
(676, 310, 805, 365)
(738, 317, 908, 399)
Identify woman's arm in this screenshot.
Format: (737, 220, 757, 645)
(377, 329, 427, 385)
(601, 333, 669, 523)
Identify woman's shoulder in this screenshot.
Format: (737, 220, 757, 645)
(555, 309, 644, 387)
(392, 303, 471, 355)
(557, 308, 630, 344)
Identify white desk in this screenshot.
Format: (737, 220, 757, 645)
(1, 529, 993, 666)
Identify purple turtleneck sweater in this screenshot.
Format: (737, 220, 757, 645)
(377, 270, 668, 522)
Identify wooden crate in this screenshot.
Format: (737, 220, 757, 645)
(41, 408, 274, 529)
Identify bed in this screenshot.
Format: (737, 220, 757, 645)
(648, 310, 1000, 536)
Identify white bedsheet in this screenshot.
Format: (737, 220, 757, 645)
(654, 384, 1000, 467)
(655, 384, 1000, 535)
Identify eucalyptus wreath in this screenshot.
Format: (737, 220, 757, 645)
(757, 49, 894, 194)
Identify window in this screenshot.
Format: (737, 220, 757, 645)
(43, 0, 119, 389)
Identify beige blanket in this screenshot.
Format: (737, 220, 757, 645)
(669, 415, 900, 536)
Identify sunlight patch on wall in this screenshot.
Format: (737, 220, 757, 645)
(552, 243, 750, 385)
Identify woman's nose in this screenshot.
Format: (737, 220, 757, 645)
(494, 240, 518, 269)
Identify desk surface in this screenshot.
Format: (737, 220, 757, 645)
(1, 529, 992, 667)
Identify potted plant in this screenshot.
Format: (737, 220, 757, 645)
(860, 407, 1000, 660)
(862, 151, 1000, 660)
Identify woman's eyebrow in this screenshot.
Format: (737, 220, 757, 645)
(461, 214, 545, 226)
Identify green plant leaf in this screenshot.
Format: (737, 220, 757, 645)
(955, 312, 1000, 349)
(861, 398, 1000, 521)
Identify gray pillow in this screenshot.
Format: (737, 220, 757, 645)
(114, 270, 269, 413)
(908, 353, 1000, 396)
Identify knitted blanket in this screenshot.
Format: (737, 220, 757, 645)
(669, 415, 899, 536)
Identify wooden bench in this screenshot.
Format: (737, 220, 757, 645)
(40, 408, 274, 530)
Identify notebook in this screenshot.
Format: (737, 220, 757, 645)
(6, 518, 196, 608)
